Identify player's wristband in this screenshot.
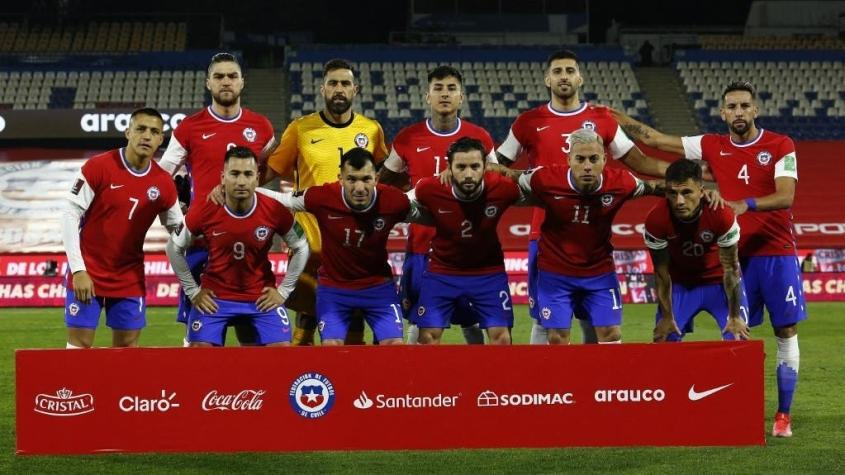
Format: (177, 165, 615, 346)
(745, 198, 757, 211)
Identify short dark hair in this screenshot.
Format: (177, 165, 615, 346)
(428, 65, 462, 85)
(207, 52, 241, 77)
(665, 159, 702, 184)
(129, 107, 163, 125)
(324, 58, 354, 79)
(224, 146, 257, 165)
(722, 81, 756, 102)
(446, 137, 486, 163)
(340, 147, 374, 170)
(547, 49, 579, 70)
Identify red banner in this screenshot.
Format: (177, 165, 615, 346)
(16, 342, 764, 454)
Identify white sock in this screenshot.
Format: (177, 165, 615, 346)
(405, 324, 419, 344)
(776, 335, 800, 372)
(183, 337, 190, 348)
(66, 342, 83, 349)
(598, 340, 622, 344)
(579, 319, 598, 344)
(529, 322, 548, 345)
(462, 324, 485, 345)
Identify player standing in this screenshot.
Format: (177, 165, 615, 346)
(61, 108, 183, 348)
(379, 65, 497, 344)
(611, 81, 806, 437)
(166, 147, 309, 346)
(643, 159, 750, 342)
(264, 58, 388, 346)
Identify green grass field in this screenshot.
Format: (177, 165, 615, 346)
(1, 303, 844, 473)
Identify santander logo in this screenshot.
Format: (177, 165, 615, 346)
(201, 389, 265, 411)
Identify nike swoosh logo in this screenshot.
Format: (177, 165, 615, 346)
(202, 133, 216, 139)
(688, 383, 733, 401)
(719, 151, 731, 156)
(437, 209, 453, 214)
(311, 138, 324, 144)
(211, 231, 226, 236)
(110, 184, 124, 189)
(416, 147, 430, 152)
(536, 126, 550, 131)
(553, 196, 566, 200)
(328, 215, 343, 220)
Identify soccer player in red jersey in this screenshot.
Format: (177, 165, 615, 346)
(643, 159, 750, 342)
(379, 65, 497, 344)
(496, 50, 669, 345)
(166, 147, 309, 346)
(158, 52, 276, 341)
(612, 81, 805, 437)
(410, 137, 522, 345)
(267, 148, 409, 345)
(61, 108, 183, 348)
(516, 128, 662, 345)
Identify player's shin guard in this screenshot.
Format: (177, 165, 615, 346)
(529, 322, 548, 345)
(293, 313, 317, 346)
(66, 342, 83, 349)
(579, 319, 598, 344)
(461, 324, 485, 345)
(776, 335, 800, 414)
(405, 324, 420, 344)
(598, 340, 622, 344)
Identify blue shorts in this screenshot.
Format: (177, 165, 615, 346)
(536, 270, 623, 330)
(317, 281, 404, 342)
(741, 255, 807, 328)
(528, 240, 540, 320)
(655, 282, 750, 341)
(64, 289, 146, 331)
(416, 271, 514, 330)
(187, 298, 291, 346)
(400, 253, 478, 326)
(177, 247, 208, 324)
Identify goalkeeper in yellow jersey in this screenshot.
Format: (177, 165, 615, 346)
(264, 58, 388, 345)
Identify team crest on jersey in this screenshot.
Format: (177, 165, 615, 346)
(541, 307, 552, 320)
(757, 151, 772, 166)
(146, 186, 160, 201)
(528, 296, 535, 309)
(68, 303, 80, 316)
(601, 194, 614, 207)
(243, 127, 257, 143)
(354, 133, 369, 148)
(191, 320, 202, 331)
(581, 120, 596, 131)
(373, 217, 386, 231)
(254, 226, 270, 241)
(289, 372, 335, 419)
(485, 205, 499, 217)
(417, 306, 426, 317)
(700, 230, 714, 243)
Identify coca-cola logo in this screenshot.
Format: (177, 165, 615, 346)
(201, 389, 265, 411)
(34, 387, 94, 417)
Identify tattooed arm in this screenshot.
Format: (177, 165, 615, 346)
(610, 108, 685, 155)
(719, 244, 751, 340)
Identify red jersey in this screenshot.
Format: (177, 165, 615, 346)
(414, 172, 521, 275)
(497, 102, 635, 240)
(304, 182, 410, 289)
(523, 164, 644, 276)
(384, 118, 496, 254)
(69, 149, 178, 297)
(185, 193, 295, 301)
(682, 129, 797, 257)
(643, 200, 740, 286)
(160, 106, 275, 204)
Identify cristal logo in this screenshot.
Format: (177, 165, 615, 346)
(353, 391, 374, 409)
(34, 387, 94, 417)
(594, 388, 666, 402)
(476, 390, 574, 407)
(201, 389, 265, 411)
(120, 390, 180, 413)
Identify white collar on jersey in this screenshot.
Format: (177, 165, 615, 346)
(567, 168, 604, 194)
(729, 128, 765, 148)
(451, 180, 486, 202)
(207, 105, 243, 123)
(224, 193, 258, 219)
(341, 186, 378, 213)
(119, 148, 152, 177)
(425, 118, 462, 137)
(546, 101, 588, 117)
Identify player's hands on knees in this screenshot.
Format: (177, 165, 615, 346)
(72, 271, 95, 304)
(702, 189, 726, 209)
(438, 168, 452, 186)
(653, 317, 681, 342)
(723, 317, 750, 340)
(207, 184, 225, 206)
(191, 288, 219, 314)
(256, 287, 285, 312)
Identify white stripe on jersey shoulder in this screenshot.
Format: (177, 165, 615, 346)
(546, 101, 588, 117)
(207, 106, 243, 123)
(425, 118, 462, 137)
(119, 148, 152, 177)
(224, 194, 258, 219)
(729, 129, 765, 148)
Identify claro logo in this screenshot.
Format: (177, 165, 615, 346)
(80, 112, 186, 133)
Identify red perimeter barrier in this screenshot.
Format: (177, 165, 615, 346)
(16, 342, 765, 454)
